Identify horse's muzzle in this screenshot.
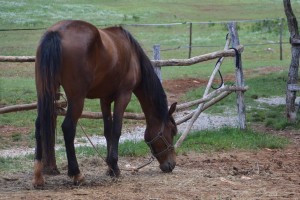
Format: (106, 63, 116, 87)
(160, 160, 176, 172)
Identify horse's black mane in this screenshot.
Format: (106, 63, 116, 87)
(120, 27, 169, 122)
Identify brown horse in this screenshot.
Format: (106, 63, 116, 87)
(33, 20, 177, 186)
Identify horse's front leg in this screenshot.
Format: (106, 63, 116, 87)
(100, 99, 115, 176)
(103, 93, 131, 177)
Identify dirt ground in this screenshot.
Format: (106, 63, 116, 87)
(1, 67, 300, 199)
(0, 127, 299, 200)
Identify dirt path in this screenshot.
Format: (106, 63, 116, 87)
(1, 139, 299, 199)
(1, 127, 300, 199)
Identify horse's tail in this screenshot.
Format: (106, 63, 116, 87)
(35, 30, 61, 162)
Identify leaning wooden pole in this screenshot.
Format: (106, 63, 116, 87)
(175, 35, 231, 148)
(283, 0, 300, 122)
(228, 22, 246, 130)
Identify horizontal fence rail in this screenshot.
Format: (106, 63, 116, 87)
(0, 45, 243, 64)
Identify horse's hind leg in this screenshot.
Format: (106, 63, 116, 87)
(41, 89, 61, 175)
(33, 116, 45, 187)
(62, 98, 85, 185)
(42, 114, 59, 175)
(33, 97, 60, 187)
(33, 118, 59, 187)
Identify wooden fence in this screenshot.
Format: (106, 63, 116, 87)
(0, 22, 247, 148)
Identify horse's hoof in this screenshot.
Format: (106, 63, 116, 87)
(33, 160, 45, 188)
(32, 176, 45, 188)
(73, 173, 85, 186)
(106, 168, 120, 177)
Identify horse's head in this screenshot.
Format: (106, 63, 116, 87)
(145, 102, 178, 173)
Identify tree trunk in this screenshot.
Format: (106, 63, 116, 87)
(227, 22, 247, 129)
(283, 0, 300, 122)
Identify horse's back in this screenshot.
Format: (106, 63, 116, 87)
(41, 20, 141, 100)
(49, 20, 101, 52)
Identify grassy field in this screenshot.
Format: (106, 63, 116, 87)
(0, 0, 299, 158)
(1, 0, 299, 29)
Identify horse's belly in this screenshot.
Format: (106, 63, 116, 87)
(85, 86, 115, 99)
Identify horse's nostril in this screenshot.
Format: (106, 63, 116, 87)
(160, 161, 175, 173)
(168, 164, 173, 172)
(168, 161, 176, 171)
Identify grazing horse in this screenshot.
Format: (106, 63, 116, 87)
(33, 20, 177, 186)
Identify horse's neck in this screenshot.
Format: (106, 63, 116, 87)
(133, 87, 160, 127)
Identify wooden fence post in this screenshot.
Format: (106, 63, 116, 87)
(280, 18, 284, 61)
(283, 0, 300, 122)
(227, 22, 247, 130)
(153, 44, 162, 82)
(188, 22, 193, 58)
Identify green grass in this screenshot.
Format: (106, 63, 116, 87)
(1, 0, 299, 29)
(0, 154, 34, 173)
(177, 127, 290, 154)
(0, 127, 289, 173)
(249, 105, 300, 130)
(57, 128, 290, 157)
(1, 111, 36, 128)
(0, 77, 36, 105)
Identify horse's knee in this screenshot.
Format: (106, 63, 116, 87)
(35, 117, 40, 131)
(33, 160, 45, 187)
(61, 118, 76, 140)
(62, 118, 74, 134)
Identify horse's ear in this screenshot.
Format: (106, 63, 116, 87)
(168, 102, 177, 116)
